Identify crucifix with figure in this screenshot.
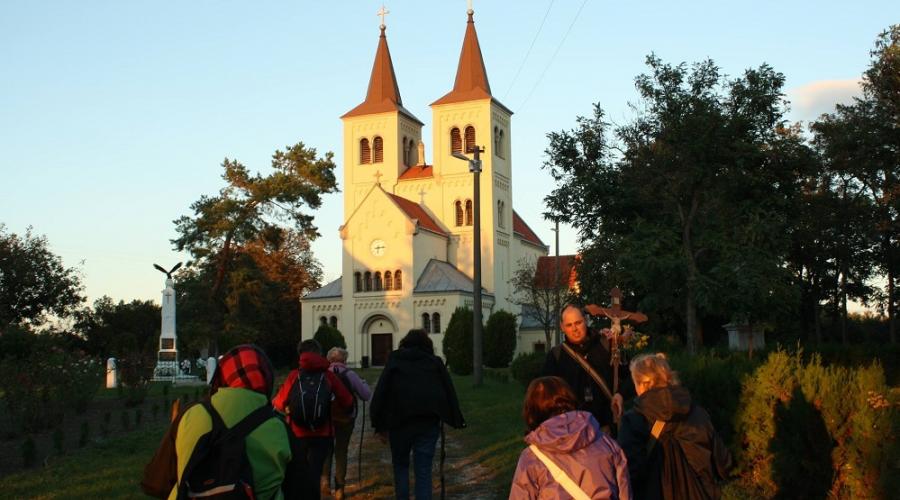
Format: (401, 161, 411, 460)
(585, 287, 648, 397)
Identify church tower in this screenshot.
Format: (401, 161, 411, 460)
(341, 22, 424, 222)
(430, 7, 514, 311)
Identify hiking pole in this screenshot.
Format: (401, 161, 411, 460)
(440, 422, 446, 500)
(358, 400, 365, 485)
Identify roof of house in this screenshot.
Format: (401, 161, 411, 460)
(387, 193, 448, 237)
(513, 210, 547, 248)
(535, 255, 578, 289)
(304, 277, 342, 299)
(414, 259, 489, 295)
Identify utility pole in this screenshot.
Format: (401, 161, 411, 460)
(554, 219, 561, 346)
(452, 146, 485, 387)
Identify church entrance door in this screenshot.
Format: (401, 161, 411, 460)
(366, 315, 395, 366)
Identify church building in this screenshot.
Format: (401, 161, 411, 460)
(301, 8, 549, 366)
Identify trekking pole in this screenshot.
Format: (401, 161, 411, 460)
(440, 422, 446, 500)
(358, 400, 365, 485)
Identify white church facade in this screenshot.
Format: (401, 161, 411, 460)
(301, 10, 549, 366)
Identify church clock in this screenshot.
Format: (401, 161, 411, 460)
(370, 239, 387, 257)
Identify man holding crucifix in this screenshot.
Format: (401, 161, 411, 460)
(543, 293, 642, 433)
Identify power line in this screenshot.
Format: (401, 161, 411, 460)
(503, 0, 557, 101)
(516, 0, 590, 113)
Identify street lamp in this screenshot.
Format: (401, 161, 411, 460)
(452, 146, 484, 387)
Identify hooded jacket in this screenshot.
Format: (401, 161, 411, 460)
(617, 386, 731, 500)
(370, 346, 465, 433)
(509, 411, 631, 499)
(272, 351, 353, 439)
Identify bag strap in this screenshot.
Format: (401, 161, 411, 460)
(645, 419, 666, 456)
(528, 444, 591, 500)
(200, 401, 275, 445)
(561, 343, 614, 401)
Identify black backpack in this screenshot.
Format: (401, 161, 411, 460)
(177, 402, 275, 500)
(288, 371, 332, 430)
(657, 430, 716, 500)
(330, 368, 357, 425)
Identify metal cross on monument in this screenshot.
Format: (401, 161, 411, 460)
(585, 287, 648, 396)
(377, 5, 389, 29)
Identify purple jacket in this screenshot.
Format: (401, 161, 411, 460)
(509, 411, 632, 500)
(330, 362, 372, 418)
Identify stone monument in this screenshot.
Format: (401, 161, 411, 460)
(152, 262, 182, 381)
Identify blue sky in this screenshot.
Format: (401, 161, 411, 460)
(1, 1, 895, 306)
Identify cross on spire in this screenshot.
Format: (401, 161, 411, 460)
(467, 0, 474, 15)
(377, 4, 389, 29)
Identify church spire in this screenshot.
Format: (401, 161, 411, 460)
(343, 15, 420, 123)
(432, 7, 494, 106)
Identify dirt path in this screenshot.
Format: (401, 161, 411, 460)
(331, 405, 500, 500)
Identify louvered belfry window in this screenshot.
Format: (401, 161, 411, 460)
(394, 270, 402, 290)
(384, 271, 393, 291)
(464, 126, 476, 153)
(360, 138, 371, 164)
(451, 127, 462, 154)
(373, 136, 384, 163)
(455, 200, 464, 226)
(465, 199, 473, 226)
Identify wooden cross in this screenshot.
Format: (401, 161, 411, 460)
(373, 170, 383, 184)
(377, 5, 389, 28)
(585, 287, 648, 395)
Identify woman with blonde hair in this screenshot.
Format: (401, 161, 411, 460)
(618, 354, 731, 500)
(509, 376, 631, 499)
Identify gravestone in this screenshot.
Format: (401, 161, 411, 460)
(106, 357, 118, 389)
(206, 356, 217, 385)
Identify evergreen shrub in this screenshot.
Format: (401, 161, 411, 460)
(734, 349, 898, 498)
(313, 325, 347, 355)
(510, 352, 545, 386)
(443, 308, 474, 375)
(484, 310, 518, 368)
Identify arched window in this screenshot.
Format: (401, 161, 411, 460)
(364, 271, 372, 292)
(465, 199, 473, 226)
(497, 200, 505, 228)
(319, 316, 327, 326)
(464, 126, 476, 153)
(422, 313, 431, 333)
(450, 127, 462, 154)
(374, 271, 383, 291)
(354, 272, 362, 292)
(455, 200, 463, 227)
(394, 270, 402, 290)
(384, 271, 393, 291)
(329, 316, 338, 328)
(373, 136, 384, 163)
(494, 127, 504, 158)
(432, 313, 441, 334)
(360, 138, 371, 164)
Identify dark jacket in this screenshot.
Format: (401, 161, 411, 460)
(542, 334, 633, 428)
(509, 411, 631, 499)
(370, 347, 466, 433)
(272, 352, 353, 439)
(617, 386, 731, 500)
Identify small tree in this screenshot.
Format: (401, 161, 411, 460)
(484, 310, 518, 368)
(509, 257, 571, 348)
(313, 325, 346, 355)
(443, 307, 474, 375)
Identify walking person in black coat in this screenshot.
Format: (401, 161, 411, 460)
(617, 353, 732, 500)
(370, 329, 466, 500)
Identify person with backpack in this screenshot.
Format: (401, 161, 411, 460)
(273, 339, 353, 500)
(321, 347, 372, 500)
(140, 344, 292, 500)
(617, 353, 732, 500)
(543, 304, 632, 433)
(509, 376, 631, 499)
(370, 329, 466, 500)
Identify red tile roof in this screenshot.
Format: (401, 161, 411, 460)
(387, 193, 448, 237)
(398, 165, 434, 180)
(432, 12, 492, 107)
(535, 255, 579, 289)
(513, 210, 546, 247)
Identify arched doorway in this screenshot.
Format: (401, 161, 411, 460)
(365, 315, 395, 366)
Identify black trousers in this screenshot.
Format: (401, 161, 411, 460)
(285, 436, 333, 500)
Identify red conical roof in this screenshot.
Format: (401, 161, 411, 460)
(432, 11, 494, 106)
(343, 26, 422, 123)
